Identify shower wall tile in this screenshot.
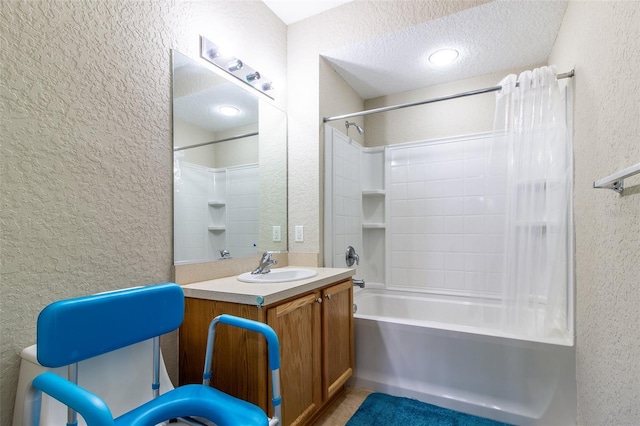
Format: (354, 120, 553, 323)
(425, 217, 443, 233)
(227, 166, 260, 258)
(464, 196, 485, 214)
(390, 182, 407, 200)
(485, 196, 506, 214)
(464, 216, 484, 233)
(331, 136, 361, 268)
(446, 253, 465, 271)
(464, 177, 485, 196)
(445, 271, 466, 288)
(446, 179, 465, 197)
(408, 182, 426, 198)
(425, 252, 445, 269)
(445, 216, 464, 233)
(425, 179, 450, 198)
(465, 254, 485, 272)
(174, 162, 211, 262)
(407, 268, 427, 287)
(391, 166, 408, 183)
(443, 198, 464, 215)
(387, 136, 506, 297)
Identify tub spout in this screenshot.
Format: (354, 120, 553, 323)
(353, 279, 365, 288)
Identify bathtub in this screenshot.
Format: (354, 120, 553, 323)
(350, 289, 576, 426)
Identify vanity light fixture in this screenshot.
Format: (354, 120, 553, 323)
(227, 59, 243, 72)
(200, 35, 275, 99)
(205, 48, 220, 60)
(429, 48, 459, 66)
(246, 71, 261, 82)
(218, 106, 240, 116)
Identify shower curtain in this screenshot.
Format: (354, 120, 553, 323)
(491, 66, 572, 340)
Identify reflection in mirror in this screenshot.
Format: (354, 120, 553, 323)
(172, 50, 287, 264)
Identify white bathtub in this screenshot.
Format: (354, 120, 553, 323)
(351, 289, 576, 426)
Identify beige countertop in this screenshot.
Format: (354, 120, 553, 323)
(181, 266, 355, 307)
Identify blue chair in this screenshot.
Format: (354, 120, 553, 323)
(24, 283, 281, 426)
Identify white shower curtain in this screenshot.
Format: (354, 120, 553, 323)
(491, 66, 572, 340)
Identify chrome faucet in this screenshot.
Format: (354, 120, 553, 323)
(345, 246, 360, 267)
(252, 251, 277, 275)
(219, 249, 231, 259)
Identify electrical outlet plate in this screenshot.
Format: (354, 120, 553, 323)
(272, 226, 281, 242)
(295, 225, 304, 242)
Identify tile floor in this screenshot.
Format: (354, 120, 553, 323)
(313, 387, 372, 425)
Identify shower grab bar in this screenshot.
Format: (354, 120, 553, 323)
(593, 162, 640, 193)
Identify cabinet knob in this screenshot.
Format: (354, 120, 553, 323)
(325, 294, 332, 300)
(316, 297, 323, 304)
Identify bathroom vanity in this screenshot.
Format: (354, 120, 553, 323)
(179, 267, 355, 426)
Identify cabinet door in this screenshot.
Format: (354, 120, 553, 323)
(322, 280, 354, 400)
(179, 298, 267, 410)
(267, 293, 322, 426)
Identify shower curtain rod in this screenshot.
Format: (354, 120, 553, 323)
(323, 69, 575, 122)
(173, 132, 258, 152)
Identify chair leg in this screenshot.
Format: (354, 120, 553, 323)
(152, 337, 160, 399)
(23, 385, 43, 426)
(68, 363, 78, 426)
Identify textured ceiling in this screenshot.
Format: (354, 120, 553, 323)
(173, 52, 258, 134)
(262, 0, 354, 25)
(322, 0, 569, 99)
(176, 0, 569, 131)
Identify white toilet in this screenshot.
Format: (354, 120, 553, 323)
(13, 339, 191, 426)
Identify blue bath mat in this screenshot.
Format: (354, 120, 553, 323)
(346, 393, 512, 426)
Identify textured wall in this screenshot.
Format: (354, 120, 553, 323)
(362, 66, 540, 147)
(288, 0, 491, 259)
(320, 57, 365, 146)
(0, 1, 286, 424)
(548, 1, 640, 424)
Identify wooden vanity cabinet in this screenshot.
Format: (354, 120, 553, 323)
(178, 299, 268, 409)
(321, 280, 354, 401)
(179, 278, 354, 426)
(266, 291, 322, 425)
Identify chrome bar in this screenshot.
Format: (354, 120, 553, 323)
(202, 317, 220, 386)
(323, 69, 575, 123)
(176, 416, 212, 426)
(67, 364, 78, 426)
(152, 336, 160, 399)
(593, 162, 640, 194)
(271, 368, 282, 425)
(173, 132, 258, 152)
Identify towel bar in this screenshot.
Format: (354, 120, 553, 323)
(593, 162, 640, 193)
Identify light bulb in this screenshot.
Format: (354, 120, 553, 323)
(429, 49, 459, 66)
(218, 106, 240, 116)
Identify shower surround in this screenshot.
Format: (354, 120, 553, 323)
(174, 161, 260, 263)
(324, 125, 575, 424)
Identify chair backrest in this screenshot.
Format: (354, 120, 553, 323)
(37, 283, 184, 368)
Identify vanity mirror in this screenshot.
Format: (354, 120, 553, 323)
(172, 50, 287, 264)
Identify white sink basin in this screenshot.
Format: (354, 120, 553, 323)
(237, 268, 318, 283)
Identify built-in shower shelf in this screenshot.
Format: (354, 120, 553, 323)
(208, 226, 226, 232)
(362, 223, 386, 229)
(208, 201, 226, 207)
(362, 190, 386, 196)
